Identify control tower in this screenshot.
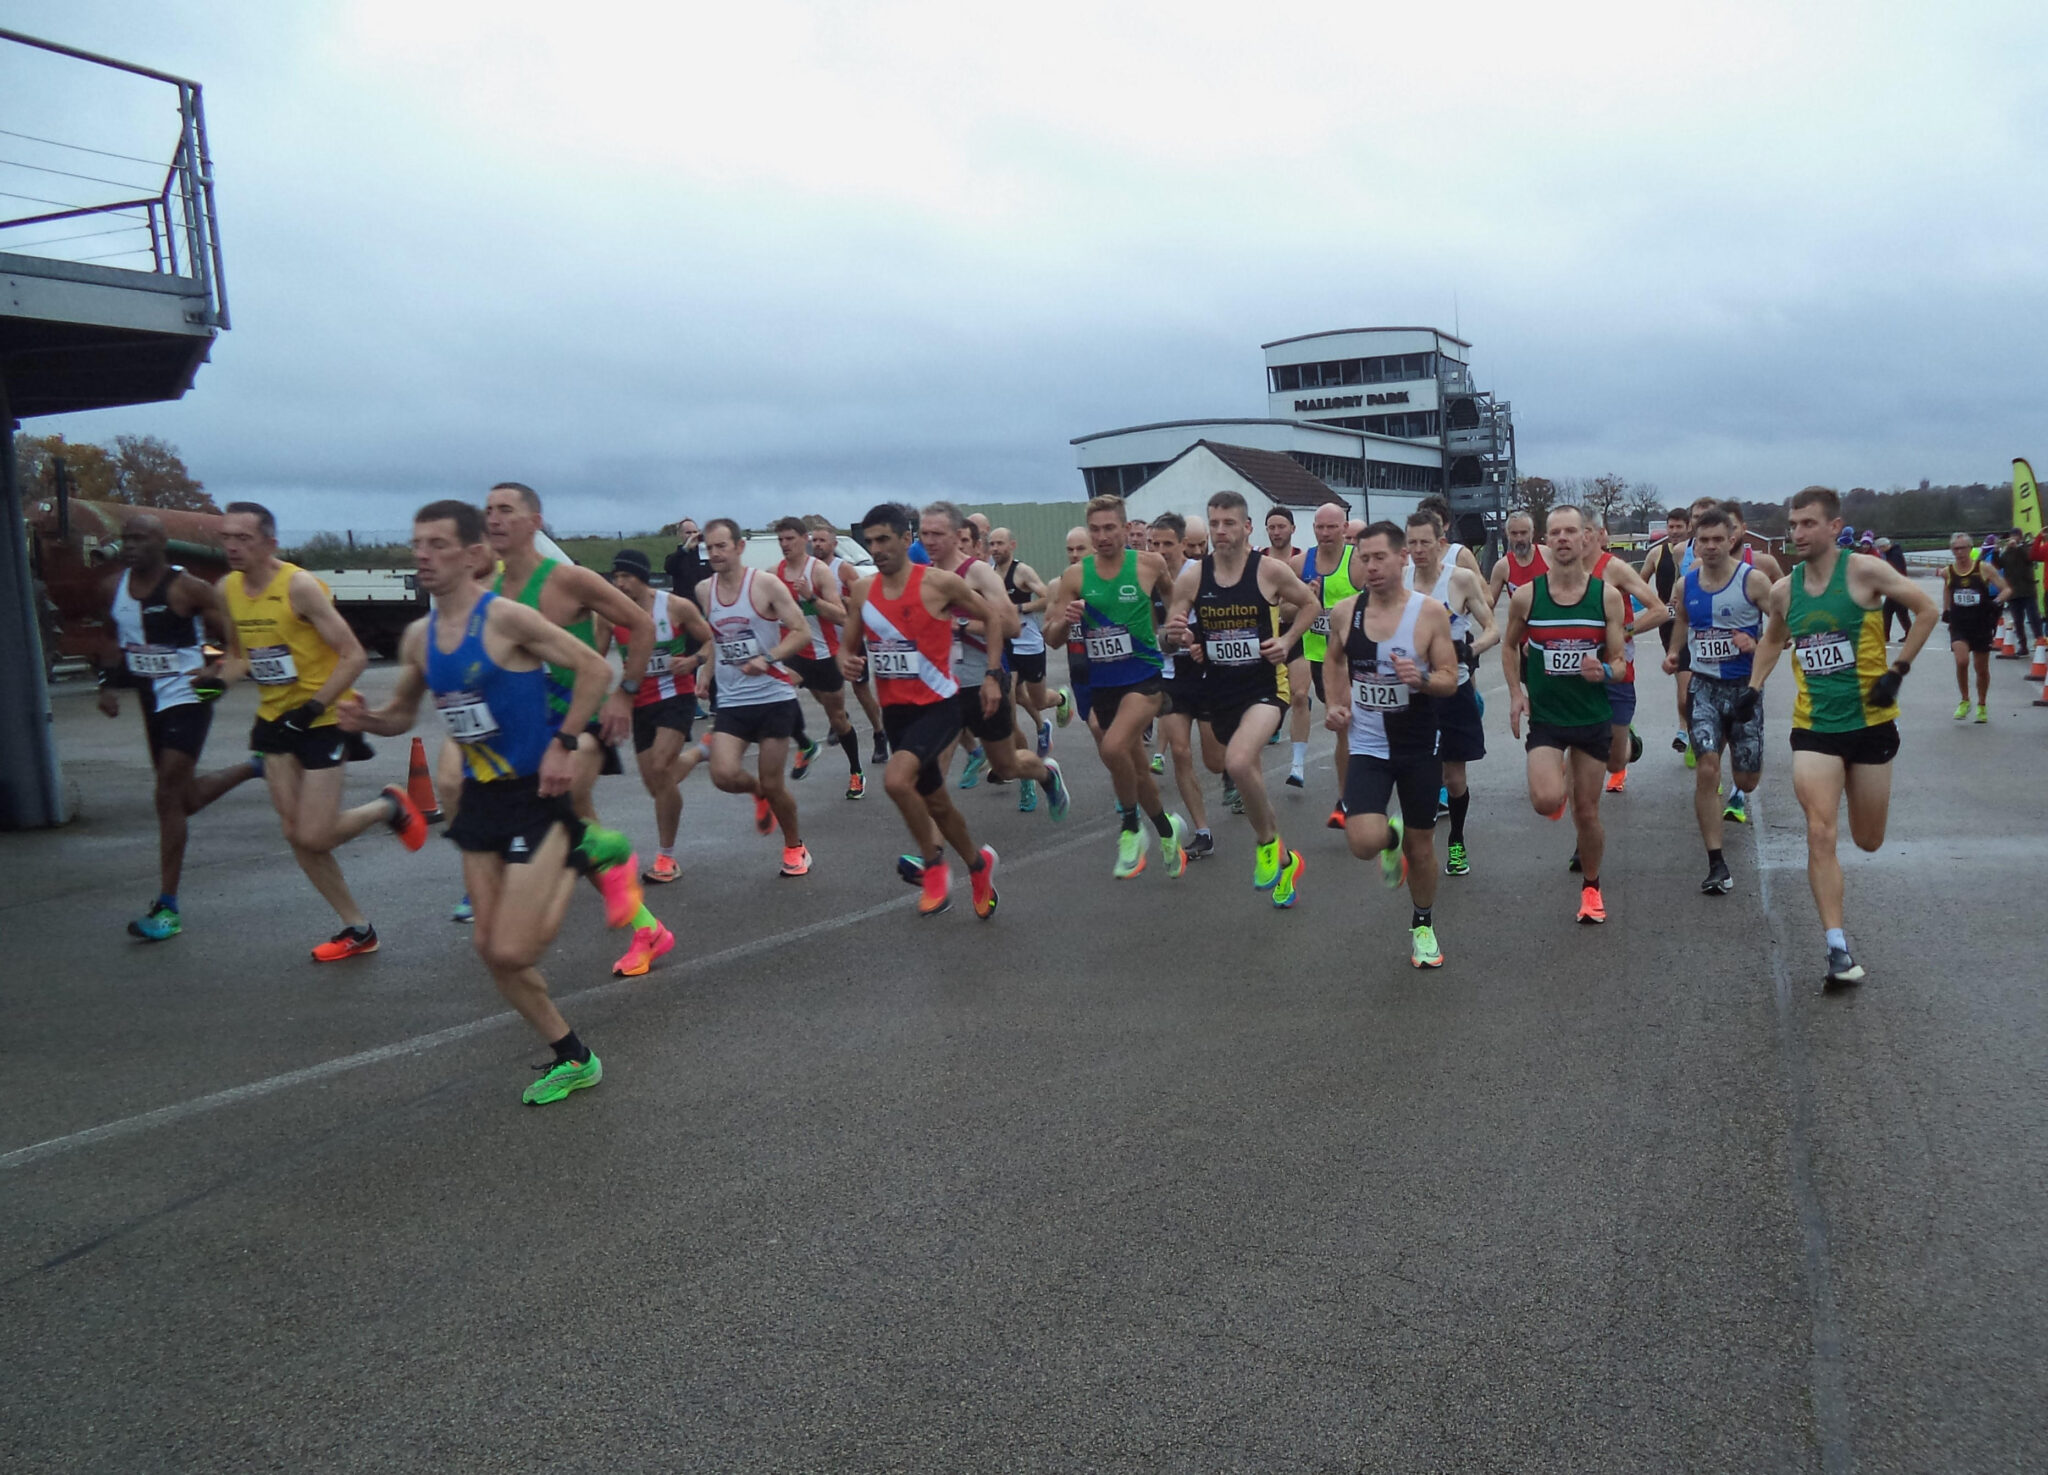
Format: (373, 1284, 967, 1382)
(0, 28, 228, 827)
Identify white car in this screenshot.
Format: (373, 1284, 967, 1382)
(739, 532, 877, 578)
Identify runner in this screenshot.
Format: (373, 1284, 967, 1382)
(921, 502, 1071, 813)
(485, 482, 661, 965)
(1584, 512, 1670, 795)
(1401, 511, 1498, 876)
(98, 512, 260, 940)
(1724, 502, 1786, 580)
(214, 502, 429, 960)
(808, 515, 888, 765)
(1151, 512, 1214, 857)
(773, 516, 866, 796)
(1264, 507, 1314, 774)
(1638, 505, 1696, 760)
(337, 501, 613, 1104)
(608, 548, 711, 901)
(990, 524, 1055, 808)
(696, 518, 817, 876)
(1662, 507, 1773, 895)
(1163, 490, 1320, 903)
(434, 535, 500, 923)
(838, 504, 1001, 917)
(1485, 511, 1547, 608)
(1297, 502, 1361, 820)
(1744, 486, 1937, 987)
(1043, 494, 1188, 878)
(1416, 494, 1486, 580)
(1181, 516, 1210, 562)
(1053, 525, 1091, 732)
(1940, 530, 2005, 722)
(1500, 504, 1628, 925)
(1323, 520, 1460, 963)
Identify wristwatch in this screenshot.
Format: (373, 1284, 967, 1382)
(620, 678, 641, 695)
(552, 730, 580, 753)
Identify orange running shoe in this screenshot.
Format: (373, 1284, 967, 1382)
(1576, 884, 1607, 925)
(594, 860, 644, 929)
(1604, 770, 1627, 794)
(918, 856, 952, 916)
(845, 772, 866, 800)
(311, 923, 378, 962)
(1543, 800, 1567, 821)
(780, 844, 812, 877)
(381, 785, 428, 852)
(642, 854, 681, 884)
(612, 921, 675, 977)
(754, 796, 776, 835)
(1326, 803, 1347, 830)
(970, 845, 999, 919)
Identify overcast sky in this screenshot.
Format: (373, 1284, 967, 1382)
(7, 0, 2046, 535)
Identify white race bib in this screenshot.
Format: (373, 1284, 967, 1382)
(1542, 643, 1594, 678)
(646, 649, 673, 676)
(125, 647, 182, 677)
(1352, 677, 1410, 711)
(1086, 625, 1134, 662)
(1690, 630, 1739, 663)
(870, 640, 916, 679)
(1205, 633, 1261, 666)
(1310, 612, 1331, 637)
(716, 633, 761, 667)
(1794, 632, 1853, 675)
(1952, 589, 1981, 608)
(435, 690, 500, 742)
(248, 644, 298, 685)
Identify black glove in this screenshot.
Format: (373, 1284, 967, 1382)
(279, 699, 326, 735)
(1731, 686, 1759, 723)
(191, 671, 225, 703)
(1867, 667, 1904, 708)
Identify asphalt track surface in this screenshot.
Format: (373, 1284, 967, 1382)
(5, 641, 2045, 1472)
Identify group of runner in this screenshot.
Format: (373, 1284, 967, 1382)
(93, 478, 1945, 1105)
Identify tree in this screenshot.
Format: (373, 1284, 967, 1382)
(15, 433, 118, 501)
(1510, 475, 1557, 527)
(113, 434, 216, 513)
(1582, 471, 1630, 531)
(1625, 480, 1665, 531)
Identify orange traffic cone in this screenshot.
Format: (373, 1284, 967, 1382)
(2030, 636, 2047, 682)
(407, 736, 444, 824)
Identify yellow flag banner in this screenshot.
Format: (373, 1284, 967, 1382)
(2016, 459, 2043, 615)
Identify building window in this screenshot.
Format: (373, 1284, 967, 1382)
(1366, 460, 1442, 494)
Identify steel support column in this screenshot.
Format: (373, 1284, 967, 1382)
(0, 384, 68, 827)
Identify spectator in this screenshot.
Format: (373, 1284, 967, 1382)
(663, 518, 710, 597)
(1876, 536, 1912, 644)
(1998, 527, 2043, 651)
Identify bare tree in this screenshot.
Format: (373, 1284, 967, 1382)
(1511, 475, 1558, 527)
(1582, 472, 1630, 530)
(1625, 480, 1664, 531)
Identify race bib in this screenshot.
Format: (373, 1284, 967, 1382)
(1310, 612, 1331, 637)
(646, 649, 673, 676)
(1794, 632, 1853, 675)
(870, 639, 916, 679)
(248, 644, 298, 685)
(1352, 676, 1410, 711)
(1690, 630, 1739, 663)
(1205, 633, 1261, 666)
(1542, 642, 1594, 678)
(1952, 589, 1981, 608)
(716, 633, 761, 667)
(435, 690, 500, 742)
(1086, 625, 1134, 662)
(125, 646, 182, 677)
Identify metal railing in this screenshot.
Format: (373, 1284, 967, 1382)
(0, 28, 228, 328)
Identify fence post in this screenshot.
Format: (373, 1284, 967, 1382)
(347, 530, 354, 551)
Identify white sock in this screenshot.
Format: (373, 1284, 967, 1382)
(1291, 742, 1307, 769)
(660, 845, 674, 860)
(1825, 927, 1847, 952)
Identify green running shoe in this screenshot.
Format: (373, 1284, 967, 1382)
(128, 903, 181, 942)
(1159, 814, 1188, 879)
(959, 747, 988, 789)
(1223, 781, 1244, 814)
(577, 822, 633, 871)
(1722, 790, 1750, 824)
(1411, 924, 1444, 969)
(1443, 841, 1470, 876)
(1253, 837, 1282, 890)
(1380, 816, 1408, 889)
(1629, 725, 1644, 764)
(1149, 752, 1165, 775)
(523, 1052, 602, 1105)
(1683, 743, 1697, 770)
(1113, 827, 1146, 879)
(1054, 687, 1074, 728)
(1975, 704, 1989, 724)
(1017, 778, 1038, 812)
(1953, 700, 1970, 720)
(1043, 758, 1071, 822)
(1271, 849, 1305, 908)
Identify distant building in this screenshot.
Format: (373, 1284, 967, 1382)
(1072, 326, 1515, 546)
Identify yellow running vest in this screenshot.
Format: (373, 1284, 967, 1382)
(222, 562, 345, 722)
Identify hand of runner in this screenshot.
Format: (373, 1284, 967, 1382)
(1509, 688, 1528, 738)
(836, 648, 865, 682)
(334, 695, 369, 732)
(1324, 700, 1350, 732)
(1393, 652, 1424, 689)
(1578, 653, 1605, 683)
(1732, 631, 1756, 652)
(1163, 612, 1190, 648)
(538, 739, 577, 797)
(741, 656, 772, 677)
(1064, 598, 1086, 627)
(1260, 637, 1287, 664)
(982, 673, 1003, 718)
(599, 687, 633, 745)
(1662, 650, 1681, 676)
(1731, 687, 1759, 722)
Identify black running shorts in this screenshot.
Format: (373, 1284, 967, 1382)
(786, 653, 845, 694)
(1526, 720, 1613, 762)
(448, 773, 583, 862)
(1790, 720, 1900, 767)
(1089, 677, 1163, 727)
(1435, 682, 1487, 764)
(884, 698, 963, 795)
(1343, 750, 1442, 829)
(958, 671, 1016, 743)
(142, 694, 212, 761)
(713, 698, 804, 745)
(1006, 650, 1048, 685)
(250, 715, 360, 770)
(631, 695, 696, 754)
(1203, 694, 1285, 746)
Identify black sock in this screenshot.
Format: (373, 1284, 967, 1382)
(1447, 791, 1469, 844)
(1121, 806, 1140, 834)
(1412, 907, 1432, 929)
(968, 851, 985, 873)
(839, 730, 862, 774)
(795, 719, 811, 747)
(1150, 810, 1174, 840)
(1582, 874, 1599, 890)
(551, 1029, 589, 1064)
(1382, 831, 1401, 853)
(1708, 847, 1724, 868)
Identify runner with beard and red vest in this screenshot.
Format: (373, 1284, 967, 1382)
(773, 516, 866, 798)
(839, 503, 1002, 919)
(1486, 511, 1548, 610)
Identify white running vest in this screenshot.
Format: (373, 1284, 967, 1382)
(1348, 591, 1428, 760)
(707, 570, 794, 707)
(113, 567, 204, 708)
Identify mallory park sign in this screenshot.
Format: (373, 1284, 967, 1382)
(1293, 391, 1411, 412)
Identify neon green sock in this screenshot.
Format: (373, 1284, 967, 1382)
(630, 902, 657, 931)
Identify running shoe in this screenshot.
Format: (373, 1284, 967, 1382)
(959, 748, 989, 789)
(780, 844, 812, 877)
(1143, 720, 1156, 746)
(1974, 704, 1989, 724)
(1444, 842, 1469, 877)
(1223, 781, 1244, 814)
(594, 862, 644, 928)
(523, 1052, 602, 1105)
(918, 856, 952, 915)
(1037, 717, 1054, 757)
(1544, 800, 1568, 821)
(1701, 858, 1734, 894)
(1683, 744, 1697, 770)
(1380, 816, 1408, 889)
(1185, 829, 1215, 862)
(1953, 700, 1971, 720)
(1576, 885, 1607, 924)
(451, 894, 474, 924)
(846, 772, 866, 801)
(754, 796, 776, 835)
(791, 737, 821, 780)
(970, 845, 999, 919)
(1149, 752, 1165, 775)
(612, 921, 675, 977)
(897, 852, 927, 885)
(579, 822, 633, 871)
(1823, 946, 1865, 989)
(1285, 767, 1305, 788)
(1270, 849, 1305, 908)
(1326, 802, 1346, 830)
(1629, 726, 1644, 764)
(871, 735, 889, 765)
(1114, 827, 1148, 879)
(1018, 778, 1038, 812)
(1604, 770, 1627, 794)
(312, 923, 378, 961)
(986, 771, 1011, 786)
(1437, 785, 1449, 815)
(1160, 814, 1189, 879)
(1722, 790, 1750, 824)
(643, 854, 681, 884)
(381, 784, 428, 852)
(1054, 688, 1074, 728)
(1266, 729, 1281, 745)
(128, 903, 180, 942)
(1568, 848, 1582, 872)
(1253, 837, 1282, 890)
(1043, 758, 1071, 822)
(1411, 924, 1444, 969)
(1671, 726, 1689, 753)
